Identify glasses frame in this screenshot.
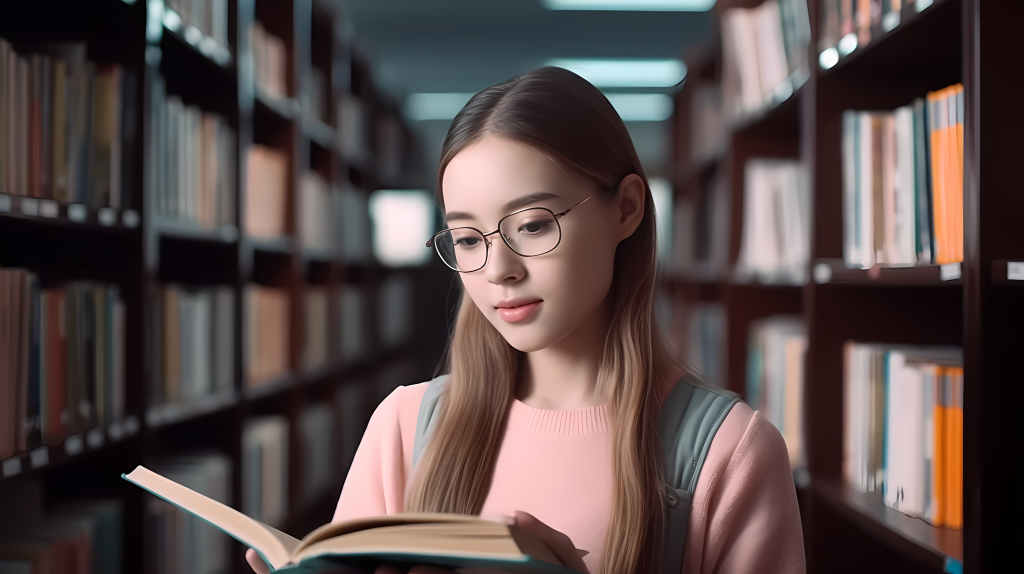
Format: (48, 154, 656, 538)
(426, 191, 603, 273)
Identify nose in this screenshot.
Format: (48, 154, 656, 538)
(484, 235, 526, 285)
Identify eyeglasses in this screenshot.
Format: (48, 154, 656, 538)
(426, 192, 602, 273)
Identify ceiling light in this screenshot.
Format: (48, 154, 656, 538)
(544, 0, 716, 10)
(404, 93, 475, 121)
(544, 59, 686, 88)
(606, 94, 673, 121)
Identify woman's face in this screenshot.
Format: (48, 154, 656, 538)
(441, 135, 635, 353)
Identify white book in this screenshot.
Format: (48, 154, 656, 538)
(885, 352, 926, 516)
(753, 0, 789, 101)
(857, 114, 876, 269)
(894, 106, 918, 265)
(722, 9, 763, 114)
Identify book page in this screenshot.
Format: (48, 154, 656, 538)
(122, 466, 300, 570)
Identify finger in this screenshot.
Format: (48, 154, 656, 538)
(512, 511, 590, 574)
(245, 549, 272, 574)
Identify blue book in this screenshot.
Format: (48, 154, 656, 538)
(122, 466, 578, 573)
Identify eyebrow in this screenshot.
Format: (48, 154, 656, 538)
(445, 191, 562, 223)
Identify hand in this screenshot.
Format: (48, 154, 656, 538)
(509, 511, 590, 574)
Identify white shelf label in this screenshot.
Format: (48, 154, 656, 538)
(30, 446, 49, 469)
(940, 262, 961, 281)
(2, 457, 22, 477)
(813, 262, 833, 284)
(68, 204, 87, 222)
(86, 427, 105, 449)
(1008, 262, 1024, 281)
(64, 434, 84, 455)
(20, 197, 39, 216)
(123, 209, 140, 228)
(39, 199, 59, 218)
(98, 208, 117, 226)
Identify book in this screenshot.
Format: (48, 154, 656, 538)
(245, 285, 290, 387)
(746, 316, 806, 468)
(843, 343, 963, 527)
(251, 21, 288, 100)
(303, 287, 329, 371)
(841, 83, 964, 268)
(720, 0, 811, 121)
(0, 40, 130, 207)
(245, 145, 288, 239)
(734, 159, 809, 284)
(123, 465, 574, 573)
(0, 273, 125, 458)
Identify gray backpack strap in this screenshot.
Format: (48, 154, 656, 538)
(412, 374, 450, 467)
(659, 375, 740, 574)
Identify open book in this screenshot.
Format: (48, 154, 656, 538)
(122, 466, 577, 573)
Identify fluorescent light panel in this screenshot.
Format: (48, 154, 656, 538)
(606, 94, 673, 121)
(544, 58, 686, 88)
(404, 93, 475, 121)
(544, 0, 716, 10)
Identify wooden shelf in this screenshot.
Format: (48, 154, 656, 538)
(154, 217, 238, 243)
(243, 373, 297, 402)
(146, 391, 238, 429)
(160, 23, 233, 70)
(814, 480, 963, 573)
(255, 90, 300, 121)
(813, 259, 963, 286)
(821, 0, 960, 83)
(303, 118, 335, 149)
(0, 194, 140, 231)
(1, 417, 141, 482)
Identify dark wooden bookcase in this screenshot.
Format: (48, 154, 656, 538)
(667, 0, 1022, 572)
(0, 0, 433, 571)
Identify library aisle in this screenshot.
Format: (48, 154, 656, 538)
(1, 1, 1019, 574)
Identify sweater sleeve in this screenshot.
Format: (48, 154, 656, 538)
(682, 403, 807, 574)
(332, 383, 427, 522)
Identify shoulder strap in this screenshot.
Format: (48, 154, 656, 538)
(659, 375, 740, 574)
(412, 374, 450, 467)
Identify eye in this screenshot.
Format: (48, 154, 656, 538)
(453, 235, 483, 248)
(518, 219, 551, 235)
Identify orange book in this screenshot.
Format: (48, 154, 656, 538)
(946, 367, 964, 528)
(932, 366, 948, 527)
(952, 85, 965, 262)
(927, 88, 951, 264)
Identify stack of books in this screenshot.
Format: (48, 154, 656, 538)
(245, 285, 291, 388)
(0, 40, 133, 209)
(243, 416, 290, 528)
(746, 317, 807, 468)
(720, 0, 811, 120)
(156, 285, 234, 407)
(0, 481, 122, 573)
(844, 343, 963, 528)
(842, 84, 964, 268)
(299, 171, 337, 253)
(165, 0, 230, 54)
(149, 77, 237, 228)
(669, 174, 731, 280)
(734, 160, 810, 284)
(146, 452, 232, 574)
(297, 402, 336, 510)
(250, 22, 288, 100)
(245, 145, 288, 239)
(303, 287, 329, 372)
(1, 270, 126, 459)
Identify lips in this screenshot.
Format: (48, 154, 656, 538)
(495, 298, 542, 323)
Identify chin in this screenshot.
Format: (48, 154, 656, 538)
(490, 317, 565, 353)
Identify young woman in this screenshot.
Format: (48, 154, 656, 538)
(248, 67, 805, 574)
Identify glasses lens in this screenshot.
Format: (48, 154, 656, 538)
(434, 228, 487, 271)
(499, 208, 560, 256)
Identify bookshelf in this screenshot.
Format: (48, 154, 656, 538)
(667, 0, 1022, 572)
(0, 0, 433, 572)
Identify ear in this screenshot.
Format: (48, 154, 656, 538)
(614, 174, 646, 242)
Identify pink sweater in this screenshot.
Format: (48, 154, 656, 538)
(334, 382, 806, 574)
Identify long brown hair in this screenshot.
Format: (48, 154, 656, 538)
(405, 67, 675, 574)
